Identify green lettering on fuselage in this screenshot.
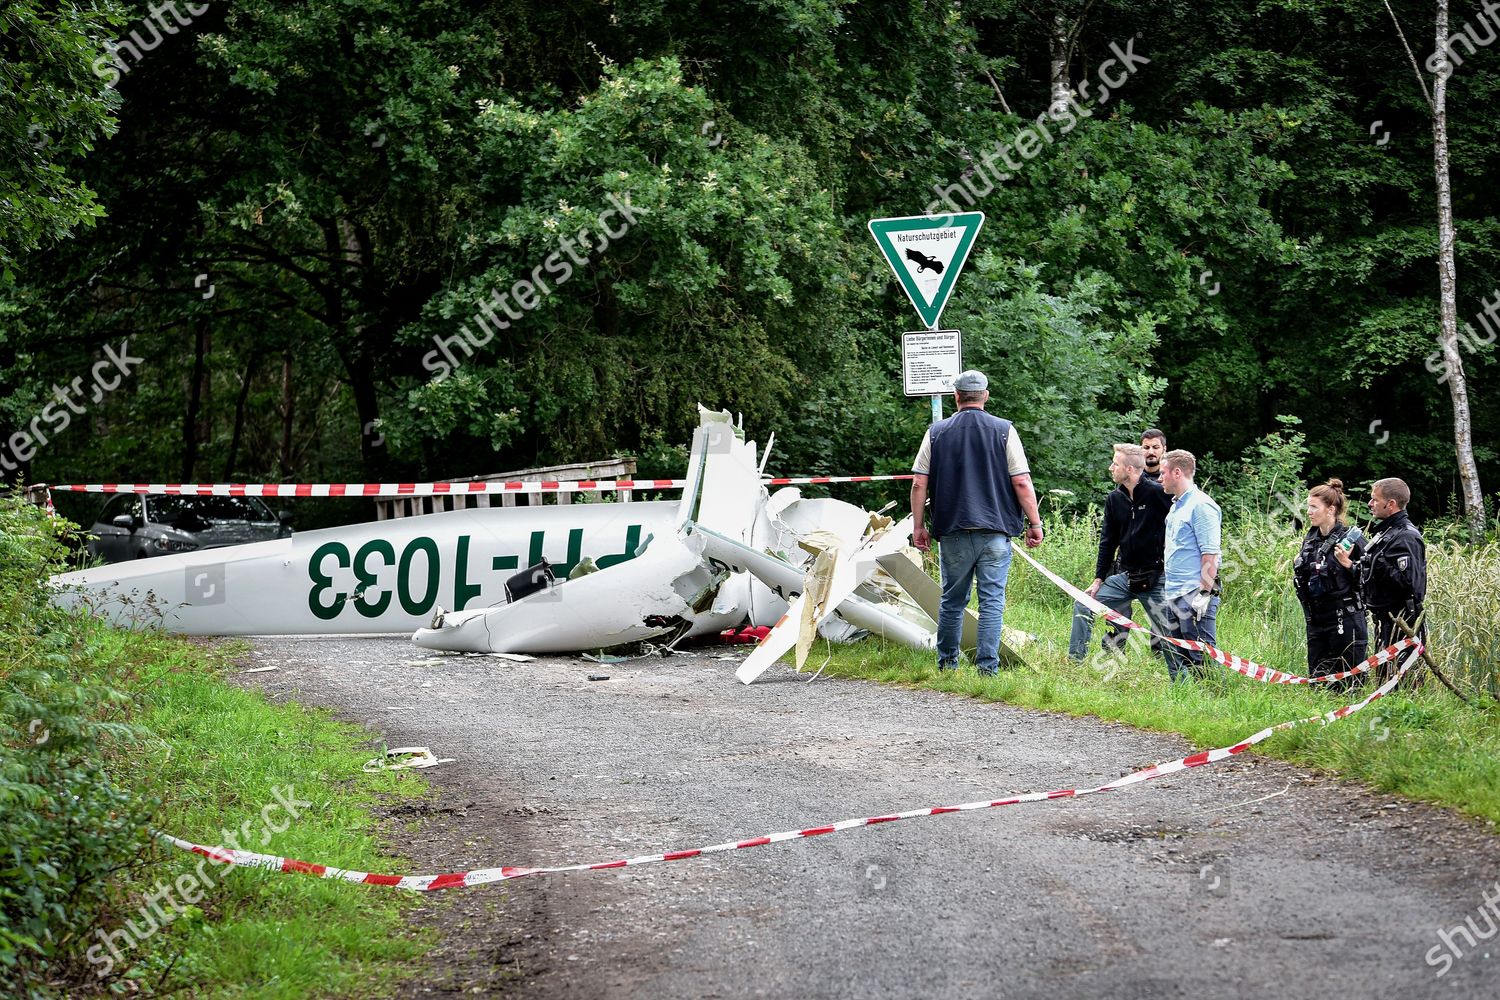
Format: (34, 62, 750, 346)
(454, 535, 482, 611)
(399, 536, 441, 615)
(308, 541, 351, 620)
(307, 525, 648, 621)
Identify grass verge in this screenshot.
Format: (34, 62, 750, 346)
(812, 521, 1500, 829)
(2, 496, 431, 998)
(104, 630, 433, 998)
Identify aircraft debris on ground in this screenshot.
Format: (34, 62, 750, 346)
(52, 408, 1021, 676)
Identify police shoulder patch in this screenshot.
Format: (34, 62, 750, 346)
(1397, 556, 1409, 571)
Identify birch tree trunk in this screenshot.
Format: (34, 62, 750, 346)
(1049, 13, 1072, 117)
(1432, 0, 1487, 542)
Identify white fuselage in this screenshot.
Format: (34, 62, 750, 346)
(51, 501, 678, 635)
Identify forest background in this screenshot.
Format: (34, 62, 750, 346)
(3, 0, 1496, 533)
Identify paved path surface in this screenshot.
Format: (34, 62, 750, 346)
(241, 637, 1499, 999)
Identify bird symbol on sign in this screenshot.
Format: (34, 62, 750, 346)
(905, 249, 943, 274)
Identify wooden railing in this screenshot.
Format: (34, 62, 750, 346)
(372, 458, 639, 520)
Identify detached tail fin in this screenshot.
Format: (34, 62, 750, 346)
(678, 406, 764, 540)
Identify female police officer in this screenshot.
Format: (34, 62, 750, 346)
(1292, 479, 1367, 687)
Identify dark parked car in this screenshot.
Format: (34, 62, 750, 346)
(87, 495, 292, 563)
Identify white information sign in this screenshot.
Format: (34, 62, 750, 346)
(902, 329, 962, 396)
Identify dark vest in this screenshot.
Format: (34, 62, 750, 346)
(927, 408, 1025, 539)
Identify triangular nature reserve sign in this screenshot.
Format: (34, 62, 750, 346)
(868, 212, 985, 329)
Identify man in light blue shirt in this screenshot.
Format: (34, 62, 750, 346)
(1157, 449, 1221, 680)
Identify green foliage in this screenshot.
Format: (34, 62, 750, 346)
(1200, 414, 1310, 519)
(951, 257, 1167, 495)
(0, 495, 147, 996)
(401, 55, 847, 458)
(0, 0, 124, 277)
(0, 664, 146, 997)
(0, 492, 429, 996)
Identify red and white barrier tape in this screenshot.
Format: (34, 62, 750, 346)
(50, 475, 913, 498)
(51, 480, 684, 497)
(1014, 549, 1391, 685)
(765, 475, 913, 486)
(156, 646, 1421, 890)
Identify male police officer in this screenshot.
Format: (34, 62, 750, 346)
(1333, 477, 1426, 681)
(910, 370, 1044, 675)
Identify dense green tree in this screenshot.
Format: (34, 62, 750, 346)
(1, 0, 1494, 529)
(0, 0, 122, 278)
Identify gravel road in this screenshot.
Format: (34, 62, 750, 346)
(240, 636, 1499, 1000)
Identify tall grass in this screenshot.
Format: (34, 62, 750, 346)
(1427, 541, 1500, 697)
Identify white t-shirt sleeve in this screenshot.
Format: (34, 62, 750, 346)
(912, 429, 933, 474)
(1006, 428, 1029, 477)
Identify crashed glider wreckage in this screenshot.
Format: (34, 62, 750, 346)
(52, 409, 1023, 678)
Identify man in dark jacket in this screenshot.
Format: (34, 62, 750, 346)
(1068, 444, 1173, 660)
(1333, 477, 1426, 681)
(910, 370, 1044, 675)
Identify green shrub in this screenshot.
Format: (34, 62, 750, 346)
(0, 495, 150, 997)
(1200, 414, 1309, 521)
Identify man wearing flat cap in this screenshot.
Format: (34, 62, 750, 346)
(910, 370, 1045, 674)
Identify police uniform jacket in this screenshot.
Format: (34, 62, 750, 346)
(1292, 523, 1363, 618)
(1356, 510, 1427, 613)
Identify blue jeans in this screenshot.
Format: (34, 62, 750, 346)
(1161, 592, 1220, 681)
(1067, 571, 1169, 660)
(937, 531, 1013, 675)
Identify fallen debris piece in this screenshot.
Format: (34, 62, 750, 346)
(718, 625, 771, 644)
(734, 515, 915, 684)
(241, 665, 279, 674)
(587, 674, 610, 682)
(363, 747, 455, 773)
(412, 529, 733, 653)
